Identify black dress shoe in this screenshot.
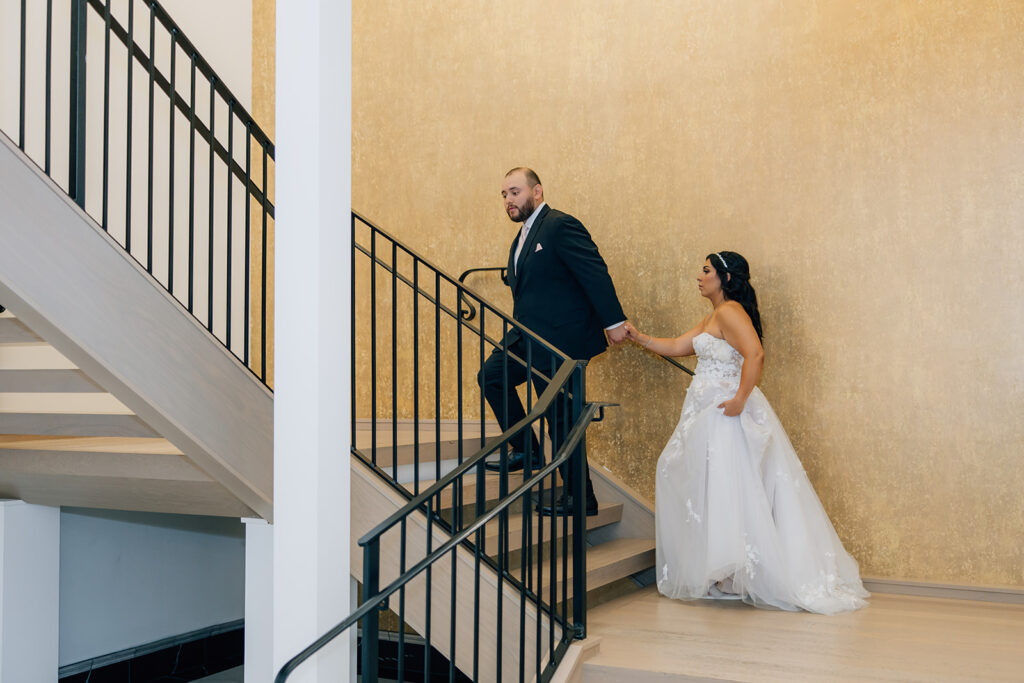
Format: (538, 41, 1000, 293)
(539, 495, 599, 517)
(484, 451, 545, 472)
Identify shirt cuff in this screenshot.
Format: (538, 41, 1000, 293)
(604, 321, 626, 331)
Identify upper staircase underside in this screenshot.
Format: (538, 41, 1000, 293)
(0, 310, 256, 517)
(0, 132, 272, 519)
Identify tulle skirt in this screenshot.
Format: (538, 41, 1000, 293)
(655, 376, 869, 615)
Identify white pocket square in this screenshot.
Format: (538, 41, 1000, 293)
(535, 243, 543, 252)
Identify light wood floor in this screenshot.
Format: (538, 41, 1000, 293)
(584, 586, 1024, 682)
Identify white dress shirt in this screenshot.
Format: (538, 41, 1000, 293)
(513, 202, 546, 274)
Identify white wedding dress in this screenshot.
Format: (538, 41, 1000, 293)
(655, 332, 869, 614)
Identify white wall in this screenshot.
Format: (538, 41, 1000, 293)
(1, 501, 60, 682)
(58, 507, 245, 666)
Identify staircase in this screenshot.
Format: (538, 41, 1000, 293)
(0, 132, 272, 519)
(0, 309, 256, 517)
(359, 419, 657, 605)
(0, 0, 275, 520)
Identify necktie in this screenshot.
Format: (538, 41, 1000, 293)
(514, 224, 530, 275)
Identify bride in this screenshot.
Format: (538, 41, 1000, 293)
(625, 251, 868, 615)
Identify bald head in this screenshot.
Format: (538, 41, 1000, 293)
(506, 167, 542, 188)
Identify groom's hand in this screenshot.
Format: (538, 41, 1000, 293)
(606, 322, 630, 345)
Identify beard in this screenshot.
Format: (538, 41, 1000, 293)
(507, 195, 536, 223)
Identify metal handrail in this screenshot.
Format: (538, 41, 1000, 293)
(455, 264, 696, 377)
(357, 360, 582, 546)
(458, 266, 507, 321)
(275, 398, 602, 683)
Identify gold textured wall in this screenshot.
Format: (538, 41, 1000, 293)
(261, 1, 1024, 586)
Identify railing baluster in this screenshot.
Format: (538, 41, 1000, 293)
(69, 0, 87, 208)
(168, 28, 177, 293)
(473, 522, 482, 683)
(456, 287, 464, 532)
(226, 101, 234, 349)
(207, 76, 216, 331)
(434, 271, 441, 483)
(18, 0, 26, 151)
(476, 306, 487, 520)
(146, 1, 155, 269)
(350, 214, 357, 461)
(391, 241, 398, 480)
(362, 539, 380, 683)
(188, 53, 196, 310)
(425, 498, 434, 683)
(449, 543, 457, 683)
(102, 0, 111, 229)
(536, 473, 545, 682)
(413, 258, 420, 496)
(370, 229, 377, 467)
(398, 519, 407, 683)
(261, 145, 268, 380)
(571, 367, 586, 637)
(519, 464, 528, 683)
(124, 0, 134, 242)
(244, 122, 252, 367)
(549, 469, 557, 656)
(44, 0, 53, 173)
(497, 466, 505, 683)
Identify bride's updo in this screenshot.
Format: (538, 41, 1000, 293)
(706, 251, 763, 341)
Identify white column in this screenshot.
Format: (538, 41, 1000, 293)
(243, 518, 274, 683)
(273, 1, 352, 682)
(0, 501, 60, 683)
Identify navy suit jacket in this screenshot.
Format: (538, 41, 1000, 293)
(504, 205, 626, 361)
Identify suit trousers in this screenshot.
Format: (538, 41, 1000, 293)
(477, 338, 596, 502)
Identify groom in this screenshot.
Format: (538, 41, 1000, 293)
(478, 167, 628, 516)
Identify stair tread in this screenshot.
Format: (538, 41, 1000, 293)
(477, 503, 623, 556)
(416, 470, 526, 507)
(585, 538, 657, 574)
(484, 502, 623, 541)
(525, 537, 657, 599)
(0, 435, 180, 454)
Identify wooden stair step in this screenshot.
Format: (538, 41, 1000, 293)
(418, 470, 526, 509)
(481, 503, 623, 553)
(529, 537, 657, 602)
(362, 437, 490, 469)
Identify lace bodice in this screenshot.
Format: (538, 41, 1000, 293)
(693, 332, 744, 382)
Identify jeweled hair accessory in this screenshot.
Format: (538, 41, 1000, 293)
(714, 252, 728, 270)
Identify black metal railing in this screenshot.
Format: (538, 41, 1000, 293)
(3, 0, 273, 385)
(281, 213, 598, 682)
(459, 267, 696, 378)
(279, 364, 602, 683)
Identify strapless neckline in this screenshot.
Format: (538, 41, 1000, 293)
(694, 331, 725, 343)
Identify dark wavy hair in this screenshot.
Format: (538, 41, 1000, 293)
(706, 251, 763, 341)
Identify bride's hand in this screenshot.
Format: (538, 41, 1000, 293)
(717, 397, 745, 417)
(624, 322, 643, 343)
